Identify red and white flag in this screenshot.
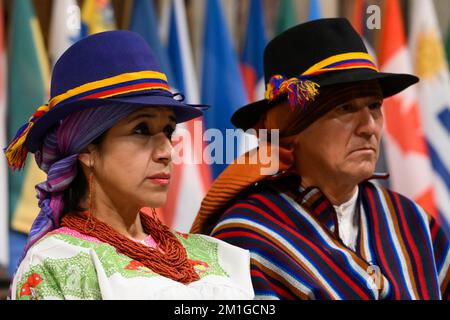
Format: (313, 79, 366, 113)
(410, 0, 450, 233)
(161, 0, 212, 232)
(351, 0, 378, 63)
(379, 0, 437, 216)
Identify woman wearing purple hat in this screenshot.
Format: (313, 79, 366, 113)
(5, 31, 254, 300)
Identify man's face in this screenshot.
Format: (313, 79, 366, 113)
(294, 94, 384, 186)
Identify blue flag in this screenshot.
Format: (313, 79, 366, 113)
(201, 0, 248, 179)
(165, 0, 212, 232)
(129, 0, 174, 83)
(241, 0, 267, 102)
(309, 0, 322, 20)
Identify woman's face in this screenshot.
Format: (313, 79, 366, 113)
(82, 106, 176, 210)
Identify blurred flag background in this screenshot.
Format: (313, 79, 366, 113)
(309, 0, 322, 20)
(379, 0, 437, 220)
(0, 0, 449, 288)
(129, 0, 174, 83)
(240, 0, 267, 106)
(163, 0, 211, 231)
(275, 0, 297, 34)
(5, 0, 50, 277)
(48, 0, 81, 66)
(201, 0, 248, 179)
(0, 0, 7, 269)
(81, 0, 116, 36)
(410, 0, 450, 236)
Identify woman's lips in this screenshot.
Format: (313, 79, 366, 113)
(147, 173, 171, 186)
(148, 178, 170, 186)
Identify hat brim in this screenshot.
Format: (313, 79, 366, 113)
(231, 69, 419, 130)
(26, 94, 209, 153)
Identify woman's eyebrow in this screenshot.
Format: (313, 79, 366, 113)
(127, 114, 156, 123)
(127, 113, 177, 125)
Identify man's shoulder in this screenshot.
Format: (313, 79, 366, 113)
(231, 175, 299, 204)
(362, 180, 430, 217)
(217, 176, 300, 229)
(226, 180, 286, 212)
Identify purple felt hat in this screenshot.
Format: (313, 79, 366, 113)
(5, 30, 208, 170)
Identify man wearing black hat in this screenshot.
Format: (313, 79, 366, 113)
(192, 18, 449, 300)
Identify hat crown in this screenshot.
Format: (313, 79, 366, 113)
(263, 18, 368, 83)
(51, 30, 162, 98)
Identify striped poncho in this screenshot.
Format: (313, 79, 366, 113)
(210, 176, 450, 300)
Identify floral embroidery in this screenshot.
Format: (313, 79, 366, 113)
(34, 230, 228, 284)
(124, 260, 152, 273)
(16, 253, 101, 300)
(48, 233, 159, 279)
(19, 273, 43, 299)
(190, 260, 209, 274)
(13, 229, 245, 300)
(125, 260, 144, 270)
(176, 234, 228, 278)
(176, 231, 189, 239)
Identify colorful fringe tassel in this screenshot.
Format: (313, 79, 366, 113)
(263, 52, 379, 111)
(4, 105, 50, 171)
(265, 75, 320, 111)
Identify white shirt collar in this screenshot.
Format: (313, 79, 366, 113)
(333, 187, 359, 216)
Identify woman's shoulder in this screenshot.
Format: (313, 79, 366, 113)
(174, 231, 250, 264)
(176, 231, 249, 252)
(17, 227, 98, 260)
(43, 226, 104, 242)
(11, 228, 105, 300)
(24, 227, 110, 258)
(174, 232, 250, 272)
(176, 231, 254, 298)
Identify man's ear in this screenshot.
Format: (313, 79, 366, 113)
(292, 132, 303, 152)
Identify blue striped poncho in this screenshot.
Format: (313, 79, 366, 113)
(209, 177, 450, 300)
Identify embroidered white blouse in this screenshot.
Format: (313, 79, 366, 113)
(10, 227, 255, 300)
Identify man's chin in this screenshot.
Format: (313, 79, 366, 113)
(343, 164, 376, 184)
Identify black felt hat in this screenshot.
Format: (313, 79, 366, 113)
(231, 18, 419, 130)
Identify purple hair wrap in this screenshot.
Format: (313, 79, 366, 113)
(19, 104, 140, 264)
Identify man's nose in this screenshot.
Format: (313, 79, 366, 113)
(355, 106, 380, 137)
